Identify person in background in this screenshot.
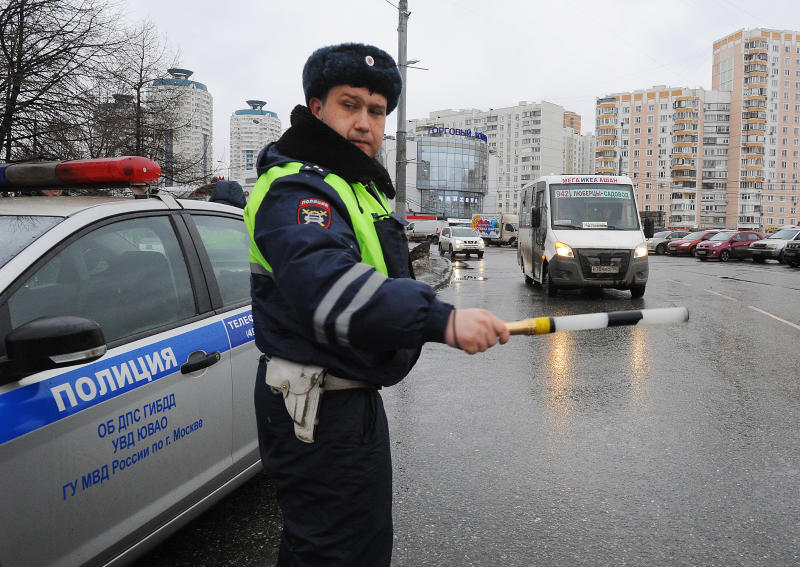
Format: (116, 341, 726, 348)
(245, 42, 509, 566)
(210, 179, 246, 208)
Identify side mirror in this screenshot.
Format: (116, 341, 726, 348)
(2, 316, 106, 382)
(406, 223, 414, 231)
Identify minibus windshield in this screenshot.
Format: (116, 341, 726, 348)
(550, 184, 640, 230)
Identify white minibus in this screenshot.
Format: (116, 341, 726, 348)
(517, 175, 649, 297)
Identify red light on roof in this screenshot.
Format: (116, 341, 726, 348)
(55, 156, 161, 185)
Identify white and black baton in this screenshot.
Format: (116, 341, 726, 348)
(506, 306, 689, 336)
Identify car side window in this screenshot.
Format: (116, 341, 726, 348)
(6, 215, 196, 343)
(748, 233, 760, 241)
(191, 215, 251, 307)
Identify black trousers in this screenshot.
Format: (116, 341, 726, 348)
(254, 357, 393, 567)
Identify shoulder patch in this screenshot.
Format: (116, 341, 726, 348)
(297, 198, 332, 228)
(300, 162, 329, 178)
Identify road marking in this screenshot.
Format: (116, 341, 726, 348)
(748, 306, 800, 331)
(703, 288, 737, 301)
(667, 279, 692, 287)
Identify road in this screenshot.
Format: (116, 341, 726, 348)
(137, 249, 800, 566)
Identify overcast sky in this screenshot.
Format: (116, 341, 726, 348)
(124, 0, 800, 171)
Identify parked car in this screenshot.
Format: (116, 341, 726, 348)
(748, 225, 800, 264)
(695, 230, 764, 262)
(646, 230, 689, 255)
(666, 230, 720, 256)
(0, 158, 260, 567)
(438, 226, 485, 259)
(783, 239, 800, 267)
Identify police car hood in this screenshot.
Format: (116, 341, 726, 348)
(553, 229, 645, 249)
(257, 105, 396, 198)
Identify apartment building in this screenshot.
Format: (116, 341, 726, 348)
(408, 102, 594, 215)
(229, 100, 281, 187)
(150, 68, 213, 186)
(713, 28, 800, 230)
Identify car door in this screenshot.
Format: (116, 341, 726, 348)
(0, 212, 234, 567)
(533, 188, 547, 280)
(187, 212, 260, 470)
(730, 232, 748, 257)
(440, 228, 451, 251)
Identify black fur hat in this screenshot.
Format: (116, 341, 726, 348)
(302, 43, 403, 113)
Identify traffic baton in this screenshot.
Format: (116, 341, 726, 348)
(506, 306, 689, 336)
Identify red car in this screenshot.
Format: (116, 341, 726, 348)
(695, 230, 764, 262)
(666, 230, 720, 256)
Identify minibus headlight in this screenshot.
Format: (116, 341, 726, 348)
(554, 241, 574, 258)
(634, 244, 648, 258)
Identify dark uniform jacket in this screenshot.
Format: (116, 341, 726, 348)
(250, 105, 453, 387)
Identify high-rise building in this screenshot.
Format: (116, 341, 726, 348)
(150, 68, 213, 187)
(713, 28, 800, 230)
(563, 110, 581, 134)
(229, 100, 281, 187)
(595, 86, 731, 228)
(408, 102, 594, 215)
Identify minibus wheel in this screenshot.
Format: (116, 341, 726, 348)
(543, 266, 558, 297)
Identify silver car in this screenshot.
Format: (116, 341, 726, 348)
(0, 194, 260, 566)
(646, 230, 689, 255)
(748, 226, 800, 263)
(437, 226, 485, 260)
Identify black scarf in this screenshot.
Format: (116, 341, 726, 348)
(276, 105, 396, 199)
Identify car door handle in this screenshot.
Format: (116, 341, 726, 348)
(180, 350, 221, 374)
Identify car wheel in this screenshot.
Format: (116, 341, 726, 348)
(465, 253, 470, 258)
(719, 250, 730, 262)
(477, 251, 484, 259)
(689, 247, 696, 257)
(630, 284, 646, 299)
(752, 256, 765, 264)
(449, 246, 456, 260)
(543, 265, 558, 297)
(438, 243, 444, 256)
(656, 243, 666, 255)
(788, 260, 800, 268)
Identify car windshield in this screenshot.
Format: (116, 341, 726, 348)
(709, 232, 735, 241)
(550, 184, 640, 230)
(767, 229, 800, 240)
(681, 231, 706, 240)
(652, 231, 670, 238)
(452, 227, 480, 237)
(0, 215, 64, 268)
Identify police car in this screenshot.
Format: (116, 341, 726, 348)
(0, 157, 260, 566)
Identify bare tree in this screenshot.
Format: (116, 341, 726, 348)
(0, 0, 122, 161)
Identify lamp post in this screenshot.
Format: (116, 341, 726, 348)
(395, 0, 410, 221)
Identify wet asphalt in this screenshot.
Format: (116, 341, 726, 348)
(138, 248, 800, 566)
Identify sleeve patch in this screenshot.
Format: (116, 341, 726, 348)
(297, 198, 332, 228)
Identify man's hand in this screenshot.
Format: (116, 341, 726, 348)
(444, 309, 510, 354)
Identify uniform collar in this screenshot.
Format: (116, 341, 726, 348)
(276, 105, 396, 199)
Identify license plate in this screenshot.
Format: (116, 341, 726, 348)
(591, 265, 618, 274)
(696, 249, 707, 255)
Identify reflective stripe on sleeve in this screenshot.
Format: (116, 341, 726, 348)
(334, 271, 386, 347)
(313, 263, 372, 343)
(250, 262, 273, 277)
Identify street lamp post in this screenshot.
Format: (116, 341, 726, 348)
(395, 0, 410, 222)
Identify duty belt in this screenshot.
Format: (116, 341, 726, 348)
(262, 355, 374, 443)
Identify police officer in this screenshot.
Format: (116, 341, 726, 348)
(246, 43, 509, 567)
